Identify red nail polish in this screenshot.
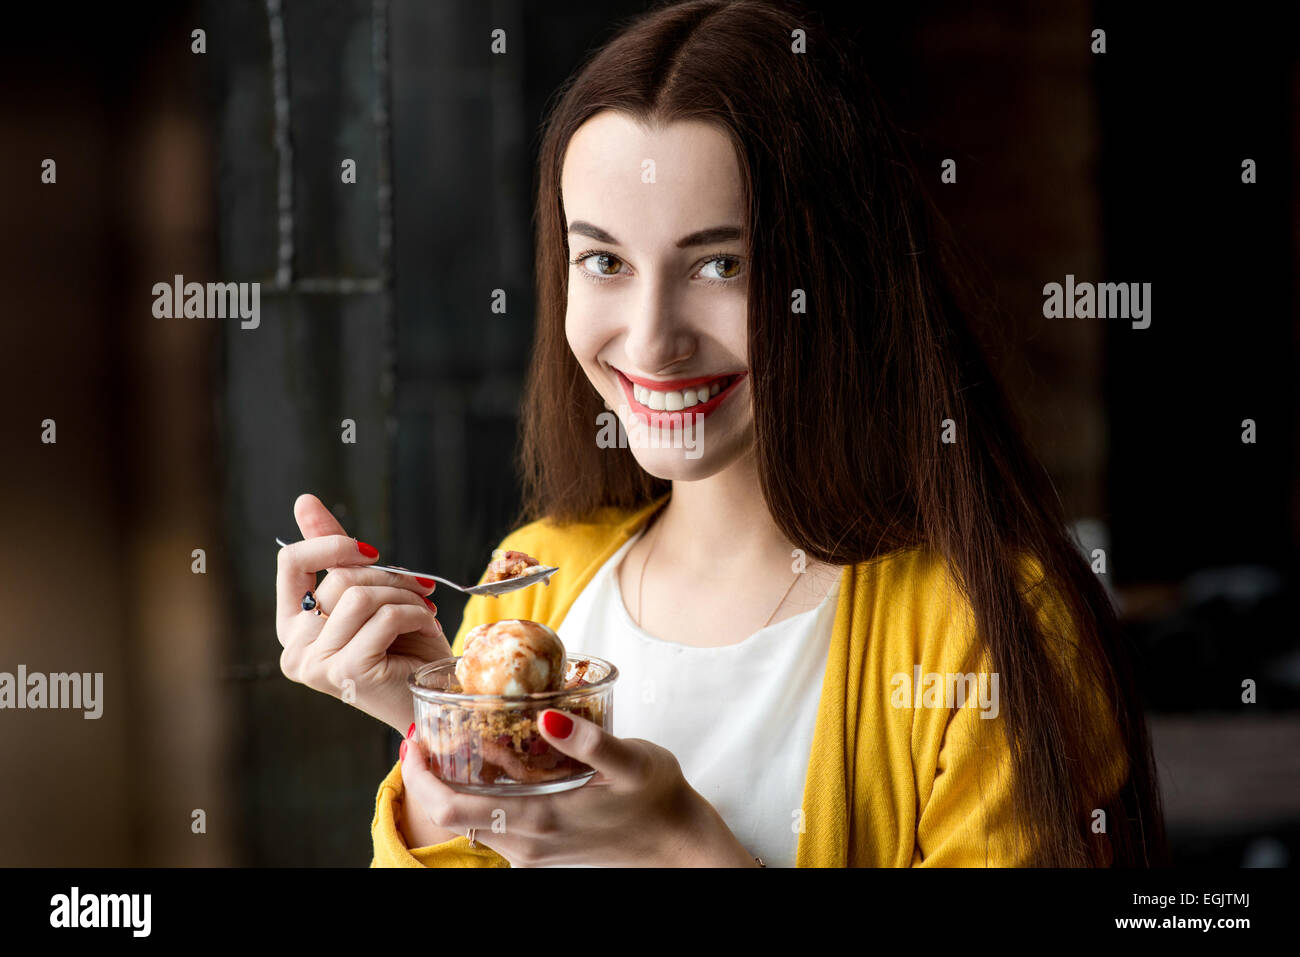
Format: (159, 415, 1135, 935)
(541, 710, 573, 738)
(399, 740, 408, 761)
(357, 540, 379, 558)
(414, 576, 435, 588)
(407, 722, 416, 739)
(424, 597, 437, 613)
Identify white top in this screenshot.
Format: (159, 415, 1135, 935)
(553, 528, 840, 867)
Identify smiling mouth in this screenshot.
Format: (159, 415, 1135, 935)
(612, 368, 744, 414)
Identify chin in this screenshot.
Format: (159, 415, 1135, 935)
(622, 423, 751, 481)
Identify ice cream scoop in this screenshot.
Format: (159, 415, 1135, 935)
(455, 619, 566, 695)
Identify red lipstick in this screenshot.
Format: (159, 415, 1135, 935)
(612, 368, 747, 430)
(619, 369, 737, 391)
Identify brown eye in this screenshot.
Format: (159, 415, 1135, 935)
(700, 255, 742, 281)
(578, 253, 625, 277)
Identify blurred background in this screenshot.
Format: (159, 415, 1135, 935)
(0, 0, 1295, 866)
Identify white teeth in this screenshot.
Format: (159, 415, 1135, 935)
(628, 375, 732, 409)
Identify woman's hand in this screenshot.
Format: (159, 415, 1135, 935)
(398, 709, 759, 867)
(276, 493, 452, 735)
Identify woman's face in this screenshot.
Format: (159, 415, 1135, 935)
(561, 111, 752, 480)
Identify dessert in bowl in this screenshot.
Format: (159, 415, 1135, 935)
(410, 619, 617, 795)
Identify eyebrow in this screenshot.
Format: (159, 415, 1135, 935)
(567, 221, 743, 248)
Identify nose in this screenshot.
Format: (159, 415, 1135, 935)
(621, 273, 694, 374)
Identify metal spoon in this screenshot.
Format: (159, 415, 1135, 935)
(274, 538, 557, 597)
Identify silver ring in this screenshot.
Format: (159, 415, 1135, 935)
(466, 827, 477, 847)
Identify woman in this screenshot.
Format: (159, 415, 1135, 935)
(276, 0, 1167, 867)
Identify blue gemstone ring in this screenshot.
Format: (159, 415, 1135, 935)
(301, 591, 317, 613)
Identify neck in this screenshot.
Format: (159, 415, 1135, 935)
(650, 447, 796, 579)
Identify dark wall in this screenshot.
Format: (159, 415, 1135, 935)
(1094, 3, 1296, 578)
(204, 0, 656, 864)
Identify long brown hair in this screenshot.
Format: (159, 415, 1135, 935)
(516, 0, 1166, 866)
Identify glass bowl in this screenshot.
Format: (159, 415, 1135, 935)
(409, 653, 617, 795)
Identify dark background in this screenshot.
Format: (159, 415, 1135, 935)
(0, 0, 1296, 866)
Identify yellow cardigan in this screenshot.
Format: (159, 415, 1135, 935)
(371, 494, 1126, 867)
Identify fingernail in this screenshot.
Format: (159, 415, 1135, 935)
(424, 597, 438, 613)
(356, 540, 379, 558)
(399, 740, 408, 761)
(415, 576, 435, 588)
(407, 722, 416, 739)
(541, 710, 573, 739)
